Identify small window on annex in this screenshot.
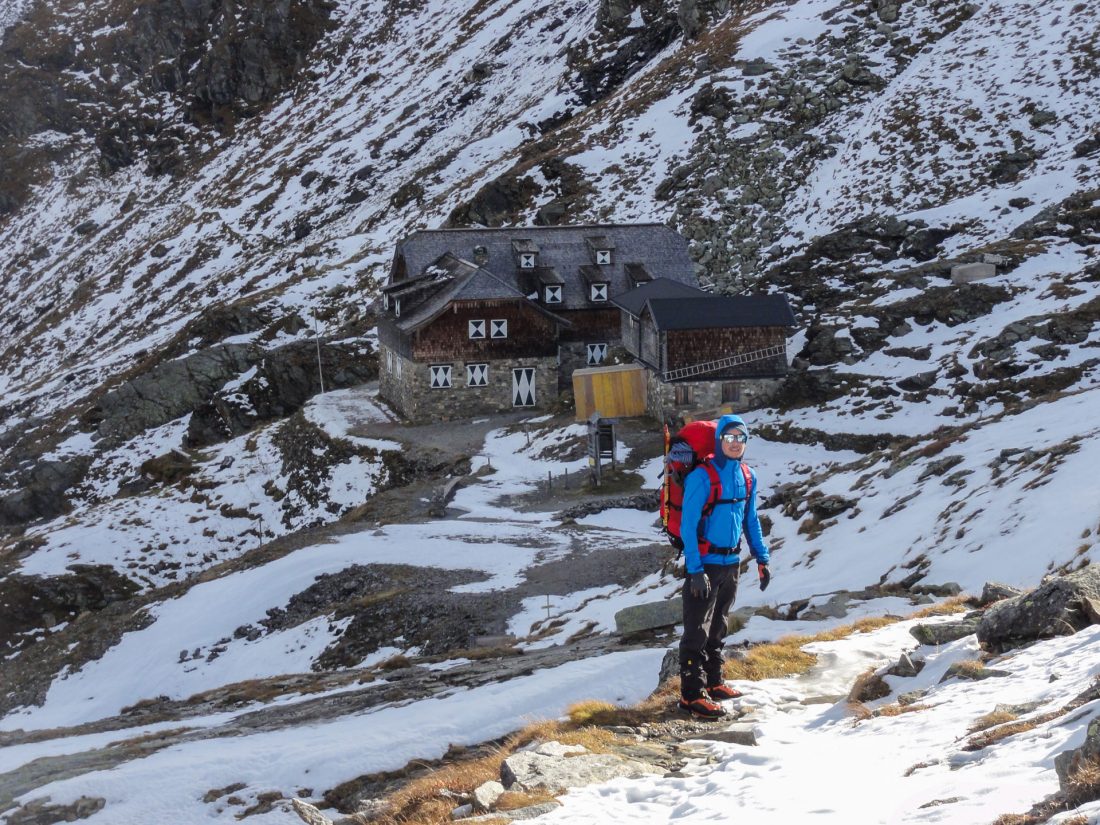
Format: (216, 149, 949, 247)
(674, 385, 694, 406)
(721, 382, 740, 404)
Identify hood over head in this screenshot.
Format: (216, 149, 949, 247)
(714, 413, 748, 456)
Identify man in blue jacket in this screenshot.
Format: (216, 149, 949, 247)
(678, 413, 770, 718)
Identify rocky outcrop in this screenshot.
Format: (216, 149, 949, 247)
(977, 567, 1100, 651)
(0, 456, 92, 527)
(0, 566, 139, 656)
(185, 341, 378, 447)
(0, 0, 336, 213)
(909, 616, 980, 647)
(4, 796, 106, 825)
(500, 741, 662, 792)
(85, 343, 260, 444)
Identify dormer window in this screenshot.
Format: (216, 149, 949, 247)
(383, 293, 390, 310)
(512, 239, 539, 269)
(590, 283, 608, 302)
(585, 235, 615, 266)
(545, 285, 562, 303)
(394, 298, 401, 317)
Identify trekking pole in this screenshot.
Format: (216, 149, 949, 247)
(547, 470, 552, 492)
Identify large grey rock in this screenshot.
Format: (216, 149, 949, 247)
(909, 617, 979, 646)
(977, 567, 1100, 651)
(695, 724, 758, 746)
(290, 799, 332, 825)
(979, 582, 1024, 606)
(500, 745, 661, 792)
(1055, 716, 1100, 788)
(658, 648, 679, 687)
(615, 598, 682, 636)
(951, 262, 997, 284)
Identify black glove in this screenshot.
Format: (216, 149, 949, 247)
(758, 563, 771, 592)
(688, 571, 710, 599)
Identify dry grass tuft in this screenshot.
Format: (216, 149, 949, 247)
(968, 709, 1019, 734)
(949, 659, 989, 679)
(964, 718, 1042, 751)
(848, 667, 891, 702)
(1063, 754, 1100, 808)
(846, 701, 873, 721)
(875, 702, 931, 717)
(566, 700, 626, 727)
(990, 815, 1040, 825)
(909, 595, 974, 618)
(494, 789, 559, 811)
(376, 654, 411, 671)
(723, 636, 817, 681)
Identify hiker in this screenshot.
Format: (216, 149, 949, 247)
(677, 413, 770, 718)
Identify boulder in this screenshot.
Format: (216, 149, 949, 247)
(695, 724, 758, 746)
(471, 780, 505, 813)
(658, 648, 679, 687)
(5, 796, 106, 825)
(979, 582, 1024, 606)
(614, 598, 682, 637)
(951, 262, 997, 284)
(977, 567, 1100, 651)
(1055, 717, 1100, 788)
(909, 618, 979, 647)
(500, 743, 661, 792)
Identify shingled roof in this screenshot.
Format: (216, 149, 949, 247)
(389, 224, 697, 311)
(387, 256, 570, 333)
(610, 277, 706, 317)
(644, 295, 797, 331)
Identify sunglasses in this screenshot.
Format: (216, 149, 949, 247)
(721, 433, 748, 444)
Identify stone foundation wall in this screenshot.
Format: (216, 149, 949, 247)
(380, 345, 558, 421)
(645, 373, 783, 424)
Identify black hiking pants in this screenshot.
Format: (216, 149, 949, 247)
(679, 563, 740, 699)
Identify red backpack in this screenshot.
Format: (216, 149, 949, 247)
(660, 420, 753, 556)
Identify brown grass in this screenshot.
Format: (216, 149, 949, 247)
(1063, 754, 1100, 808)
(991, 815, 1040, 825)
(968, 709, 1019, 734)
(376, 654, 411, 671)
(910, 595, 974, 618)
(848, 667, 891, 702)
(495, 789, 559, 811)
(964, 718, 1044, 751)
(875, 702, 931, 717)
(949, 659, 989, 680)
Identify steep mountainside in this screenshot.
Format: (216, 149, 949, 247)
(0, 0, 1098, 822)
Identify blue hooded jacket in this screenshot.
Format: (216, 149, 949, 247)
(680, 413, 770, 574)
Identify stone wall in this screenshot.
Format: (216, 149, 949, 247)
(645, 372, 784, 424)
(380, 346, 558, 421)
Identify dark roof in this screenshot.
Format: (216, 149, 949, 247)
(389, 224, 697, 311)
(391, 254, 570, 333)
(610, 277, 706, 317)
(624, 263, 653, 284)
(644, 295, 797, 331)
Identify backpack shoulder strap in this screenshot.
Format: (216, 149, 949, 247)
(741, 463, 753, 501)
(700, 460, 722, 515)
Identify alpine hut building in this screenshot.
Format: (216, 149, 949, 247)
(376, 224, 796, 421)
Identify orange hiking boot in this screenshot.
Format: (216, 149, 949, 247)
(678, 695, 727, 718)
(706, 683, 744, 701)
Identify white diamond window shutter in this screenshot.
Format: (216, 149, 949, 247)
(586, 343, 607, 365)
(491, 319, 508, 338)
(520, 253, 536, 268)
(590, 283, 608, 302)
(512, 368, 536, 406)
(467, 363, 488, 387)
(596, 249, 611, 265)
(545, 285, 562, 303)
(468, 319, 486, 339)
(429, 365, 452, 388)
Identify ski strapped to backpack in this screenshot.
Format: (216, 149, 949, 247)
(660, 421, 754, 558)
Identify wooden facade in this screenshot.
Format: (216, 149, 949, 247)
(573, 364, 648, 421)
(665, 327, 789, 378)
(410, 299, 559, 361)
(558, 307, 620, 342)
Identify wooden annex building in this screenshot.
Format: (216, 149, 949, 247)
(375, 224, 796, 421)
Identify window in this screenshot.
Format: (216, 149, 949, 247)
(545, 285, 562, 303)
(490, 319, 508, 339)
(467, 363, 488, 387)
(674, 385, 694, 406)
(595, 249, 611, 265)
(429, 365, 452, 388)
(513, 368, 536, 406)
(590, 283, 608, 302)
(722, 382, 740, 404)
(586, 343, 607, 365)
(394, 298, 401, 318)
(383, 293, 390, 310)
(468, 319, 486, 339)
(519, 253, 536, 269)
